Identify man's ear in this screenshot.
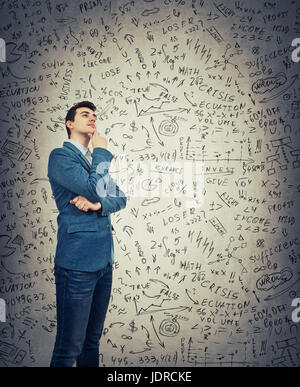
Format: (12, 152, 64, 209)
(66, 120, 73, 130)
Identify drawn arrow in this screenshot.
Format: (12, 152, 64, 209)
(134, 100, 189, 116)
(107, 339, 118, 348)
(150, 116, 164, 146)
(130, 145, 152, 152)
(150, 315, 165, 348)
(30, 178, 50, 184)
(184, 92, 197, 107)
(133, 296, 139, 315)
(185, 289, 199, 305)
(129, 347, 151, 354)
(149, 278, 169, 289)
(109, 322, 125, 328)
(142, 290, 161, 299)
(137, 305, 192, 315)
(141, 324, 151, 340)
(141, 324, 154, 350)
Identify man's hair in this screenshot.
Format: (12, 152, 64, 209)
(65, 101, 96, 138)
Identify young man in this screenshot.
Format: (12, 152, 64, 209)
(47, 101, 126, 367)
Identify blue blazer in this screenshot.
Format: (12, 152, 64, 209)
(47, 141, 127, 271)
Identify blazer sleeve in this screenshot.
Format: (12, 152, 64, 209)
(48, 147, 126, 216)
(96, 173, 127, 217)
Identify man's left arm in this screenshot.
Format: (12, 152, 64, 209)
(71, 177, 127, 215)
(97, 175, 126, 216)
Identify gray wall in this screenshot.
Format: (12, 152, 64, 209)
(0, 0, 299, 367)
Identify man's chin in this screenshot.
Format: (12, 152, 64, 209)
(84, 130, 95, 136)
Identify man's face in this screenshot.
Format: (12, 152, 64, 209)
(67, 107, 97, 136)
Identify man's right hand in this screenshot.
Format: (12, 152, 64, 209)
(70, 195, 101, 212)
(88, 130, 107, 149)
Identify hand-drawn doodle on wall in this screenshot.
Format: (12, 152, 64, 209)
(0, 0, 299, 367)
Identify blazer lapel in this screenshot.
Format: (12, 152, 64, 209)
(63, 141, 91, 170)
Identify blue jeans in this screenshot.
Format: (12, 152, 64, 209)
(50, 263, 112, 367)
